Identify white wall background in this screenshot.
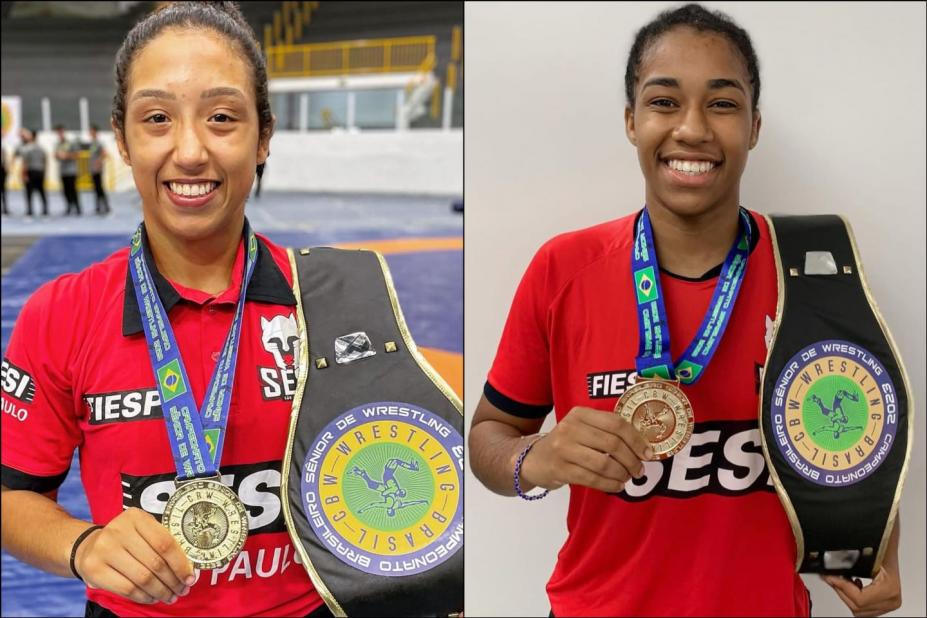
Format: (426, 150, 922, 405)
(263, 130, 463, 195)
(464, 2, 926, 617)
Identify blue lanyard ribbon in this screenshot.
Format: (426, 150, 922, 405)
(128, 223, 258, 480)
(632, 206, 752, 385)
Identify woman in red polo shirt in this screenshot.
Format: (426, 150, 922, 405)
(1, 3, 330, 616)
(468, 4, 902, 617)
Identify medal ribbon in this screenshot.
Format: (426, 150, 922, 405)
(128, 222, 258, 480)
(632, 206, 752, 384)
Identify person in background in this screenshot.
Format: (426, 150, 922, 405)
(14, 128, 49, 218)
(88, 124, 111, 215)
(55, 124, 81, 215)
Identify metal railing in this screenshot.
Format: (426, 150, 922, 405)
(266, 35, 436, 78)
(265, 1, 318, 51)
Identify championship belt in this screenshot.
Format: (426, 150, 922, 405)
(760, 215, 914, 577)
(281, 247, 463, 617)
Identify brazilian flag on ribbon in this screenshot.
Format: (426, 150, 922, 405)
(675, 360, 704, 384)
(157, 359, 187, 402)
(634, 266, 658, 304)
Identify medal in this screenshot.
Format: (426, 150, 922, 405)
(627, 207, 753, 456)
(162, 477, 249, 569)
(614, 378, 694, 460)
(128, 223, 260, 567)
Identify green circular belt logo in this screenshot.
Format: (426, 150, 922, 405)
(342, 442, 434, 532)
(772, 342, 898, 487)
(802, 375, 867, 451)
(305, 405, 463, 577)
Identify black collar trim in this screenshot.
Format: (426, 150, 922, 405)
(122, 221, 296, 337)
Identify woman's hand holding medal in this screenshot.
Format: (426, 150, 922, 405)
(73, 507, 195, 605)
(518, 407, 655, 493)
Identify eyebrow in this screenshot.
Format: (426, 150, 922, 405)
(130, 87, 245, 101)
(642, 77, 745, 94)
(201, 87, 245, 100)
(132, 89, 176, 101)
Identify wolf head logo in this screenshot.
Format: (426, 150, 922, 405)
(261, 314, 300, 369)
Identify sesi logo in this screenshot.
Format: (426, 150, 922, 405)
(615, 419, 776, 501)
(258, 313, 300, 401)
(258, 366, 298, 402)
(120, 460, 286, 535)
(2, 358, 36, 404)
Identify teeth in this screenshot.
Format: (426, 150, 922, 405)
(667, 160, 716, 174)
(169, 182, 216, 197)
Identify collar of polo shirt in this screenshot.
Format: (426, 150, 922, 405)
(122, 219, 296, 336)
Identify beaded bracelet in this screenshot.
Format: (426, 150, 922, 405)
(69, 524, 104, 582)
(514, 433, 550, 501)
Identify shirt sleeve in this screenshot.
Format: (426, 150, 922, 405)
(485, 242, 556, 419)
(2, 278, 83, 492)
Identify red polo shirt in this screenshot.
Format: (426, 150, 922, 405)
(1, 221, 324, 617)
(485, 210, 811, 617)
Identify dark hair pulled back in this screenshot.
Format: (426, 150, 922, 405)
(625, 3, 761, 113)
(112, 1, 272, 172)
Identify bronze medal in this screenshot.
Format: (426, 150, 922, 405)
(162, 477, 248, 569)
(614, 379, 694, 460)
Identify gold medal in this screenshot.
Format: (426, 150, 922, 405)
(162, 477, 248, 569)
(614, 379, 694, 460)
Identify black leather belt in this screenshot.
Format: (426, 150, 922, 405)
(282, 247, 463, 616)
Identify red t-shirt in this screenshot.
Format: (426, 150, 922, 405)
(1, 225, 324, 617)
(486, 210, 810, 617)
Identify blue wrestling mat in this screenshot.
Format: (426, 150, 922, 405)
(1, 192, 461, 617)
